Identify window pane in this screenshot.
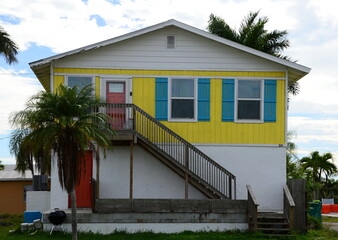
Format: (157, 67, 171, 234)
(108, 83, 124, 93)
(238, 100, 260, 120)
(172, 99, 194, 119)
(172, 79, 194, 97)
(68, 77, 92, 90)
(238, 80, 260, 98)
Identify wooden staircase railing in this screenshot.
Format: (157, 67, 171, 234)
(99, 103, 236, 199)
(246, 185, 259, 232)
(283, 185, 295, 230)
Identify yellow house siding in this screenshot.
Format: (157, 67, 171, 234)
(53, 68, 285, 145)
(53, 75, 64, 93)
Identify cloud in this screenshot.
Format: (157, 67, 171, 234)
(0, 0, 304, 53)
(0, 68, 43, 133)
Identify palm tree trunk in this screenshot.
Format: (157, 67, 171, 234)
(70, 188, 78, 240)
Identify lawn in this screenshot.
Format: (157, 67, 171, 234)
(2, 214, 338, 240)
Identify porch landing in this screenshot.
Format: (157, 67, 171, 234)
(42, 199, 248, 234)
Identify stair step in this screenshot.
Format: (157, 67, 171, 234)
(258, 222, 289, 226)
(257, 228, 290, 234)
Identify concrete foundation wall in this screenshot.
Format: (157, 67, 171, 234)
(99, 145, 207, 199)
(44, 222, 247, 234)
(196, 144, 286, 210)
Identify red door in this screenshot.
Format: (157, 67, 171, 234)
(70, 151, 93, 208)
(106, 82, 126, 130)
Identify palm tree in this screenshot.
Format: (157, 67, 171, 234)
(0, 25, 18, 64)
(207, 11, 299, 95)
(301, 151, 337, 199)
(9, 85, 114, 240)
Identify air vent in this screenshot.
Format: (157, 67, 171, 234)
(167, 36, 175, 49)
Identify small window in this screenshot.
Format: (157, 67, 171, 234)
(167, 36, 175, 49)
(68, 76, 92, 90)
(108, 83, 124, 93)
(237, 80, 262, 121)
(171, 78, 195, 119)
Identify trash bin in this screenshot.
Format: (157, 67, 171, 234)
(309, 202, 322, 220)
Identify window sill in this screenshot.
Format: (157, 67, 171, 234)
(235, 119, 264, 124)
(168, 118, 197, 123)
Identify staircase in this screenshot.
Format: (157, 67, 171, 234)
(101, 103, 236, 199)
(257, 212, 292, 237)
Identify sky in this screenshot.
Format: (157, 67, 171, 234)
(0, 0, 338, 165)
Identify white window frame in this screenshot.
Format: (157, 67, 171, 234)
(101, 77, 132, 104)
(168, 78, 197, 122)
(235, 79, 264, 123)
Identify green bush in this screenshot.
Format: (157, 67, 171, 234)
(307, 214, 322, 230)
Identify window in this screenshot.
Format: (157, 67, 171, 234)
(237, 80, 262, 121)
(222, 79, 276, 123)
(67, 76, 92, 90)
(170, 78, 196, 120)
(167, 36, 175, 49)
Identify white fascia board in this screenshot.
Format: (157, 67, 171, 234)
(29, 19, 311, 76)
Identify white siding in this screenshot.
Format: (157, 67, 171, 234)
(54, 26, 285, 72)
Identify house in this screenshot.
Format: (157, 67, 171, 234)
(29, 19, 310, 233)
(0, 165, 51, 215)
(0, 165, 32, 214)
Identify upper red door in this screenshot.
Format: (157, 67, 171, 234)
(72, 151, 93, 208)
(106, 82, 126, 130)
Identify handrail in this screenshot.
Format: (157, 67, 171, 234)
(283, 185, 295, 230)
(99, 103, 236, 199)
(246, 185, 259, 232)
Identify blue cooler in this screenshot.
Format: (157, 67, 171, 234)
(23, 211, 42, 223)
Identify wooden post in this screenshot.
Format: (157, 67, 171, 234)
(129, 141, 134, 199)
(288, 179, 307, 233)
(185, 145, 189, 199)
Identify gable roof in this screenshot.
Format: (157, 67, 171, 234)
(30, 19, 310, 90)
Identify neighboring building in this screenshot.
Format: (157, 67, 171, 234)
(0, 165, 32, 214)
(29, 19, 310, 233)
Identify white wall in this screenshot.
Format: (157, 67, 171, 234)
(50, 158, 69, 210)
(55, 26, 285, 72)
(49, 144, 285, 211)
(44, 222, 247, 234)
(26, 191, 50, 212)
(99, 145, 207, 199)
(196, 144, 286, 211)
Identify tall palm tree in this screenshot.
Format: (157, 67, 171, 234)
(9, 85, 114, 240)
(207, 11, 299, 95)
(0, 26, 18, 64)
(301, 151, 337, 199)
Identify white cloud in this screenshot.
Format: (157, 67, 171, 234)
(0, 68, 43, 133)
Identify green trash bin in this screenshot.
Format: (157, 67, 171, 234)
(309, 202, 322, 220)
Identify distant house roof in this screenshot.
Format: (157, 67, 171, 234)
(30, 19, 310, 91)
(0, 165, 32, 181)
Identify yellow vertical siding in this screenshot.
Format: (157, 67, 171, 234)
(95, 76, 100, 98)
(52, 68, 286, 145)
(53, 75, 64, 93)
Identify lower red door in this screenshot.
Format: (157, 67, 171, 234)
(69, 151, 93, 208)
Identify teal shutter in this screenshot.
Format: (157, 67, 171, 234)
(198, 78, 210, 121)
(222, 79, 235, 122)
(155, 78, 168, 120)
(264, 80, 277, 122)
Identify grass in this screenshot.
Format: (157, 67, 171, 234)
(1, 214, 338, 240)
